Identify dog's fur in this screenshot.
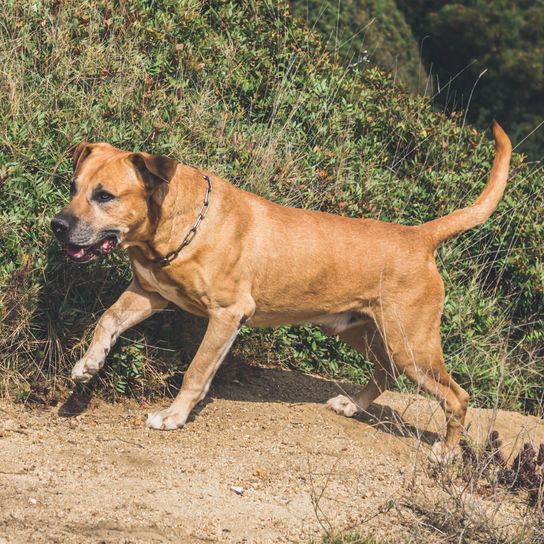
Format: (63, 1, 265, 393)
(52, 122, 511, 453)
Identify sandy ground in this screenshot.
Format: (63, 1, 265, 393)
(1, 360, 543, 543)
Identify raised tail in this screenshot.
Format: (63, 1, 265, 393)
(420, 120, 512, 247)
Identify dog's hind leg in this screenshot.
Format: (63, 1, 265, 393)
(377, 294, 469, 456)
(71, 279, 168, 383)
(327, 323, 395, 417)
(399, 347, 469, 456)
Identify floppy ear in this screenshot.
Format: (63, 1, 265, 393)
(130, 152, 178, 189)
(72, 142, 93, 174)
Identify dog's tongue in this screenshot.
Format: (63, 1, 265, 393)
(64, 237, 116, 260)
(66, 245, 86, 259)
(99, 238, 114, 252)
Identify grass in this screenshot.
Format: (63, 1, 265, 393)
(0, 0, 542, 415)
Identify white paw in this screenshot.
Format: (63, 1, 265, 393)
(429, 441, 460, 464)
(327, 394, 359, 418)
(146, 409, 187, 431)
(71, 359, 101, 383)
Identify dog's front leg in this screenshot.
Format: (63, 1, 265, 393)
(146, 303, 253, 430)
(71, 279, 168, 383)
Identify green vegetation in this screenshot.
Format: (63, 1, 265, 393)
(290, 0, 427, 92)
(0, 0, 542, 414)
(291, 0, 544, 155)
(396, 0, 544, 157)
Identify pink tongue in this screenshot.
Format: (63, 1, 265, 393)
(66, 246, 86, 258)
(100, 239, 112, 252)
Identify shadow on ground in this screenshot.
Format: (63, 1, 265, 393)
(58, 354, 439, 445)
(58, 384, 94, 417)
(206, 356, 438, 445)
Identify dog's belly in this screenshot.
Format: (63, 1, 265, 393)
(249, 309, 373, 332)
(314, 312, 372, 335)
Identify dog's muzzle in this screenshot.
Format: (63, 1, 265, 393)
(51, 212, 120, 262)
(51, 212, 77, 241)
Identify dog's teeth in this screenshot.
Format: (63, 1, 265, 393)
(66, 246, 85, 258)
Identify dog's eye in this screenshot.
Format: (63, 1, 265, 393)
(95, 190, 116, 203)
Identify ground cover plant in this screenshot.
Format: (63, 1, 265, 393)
(0, 0, 542, 415)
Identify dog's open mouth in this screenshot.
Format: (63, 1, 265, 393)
(64, 235, 118, 262)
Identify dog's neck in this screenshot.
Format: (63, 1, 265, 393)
(125, 169, 210, 263)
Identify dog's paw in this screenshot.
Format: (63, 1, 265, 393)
(71, 359, 100, 383)
(428, 441, 460, 465)
(326, 395, 359, 418)
(146, 409, 187, 431)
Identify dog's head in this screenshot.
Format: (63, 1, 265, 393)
(51, 142, 177, 262)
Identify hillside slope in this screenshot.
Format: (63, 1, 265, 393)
(0, 0, 542, 413)
(397, 0, 544, 157)
(290, 0, 428, 92)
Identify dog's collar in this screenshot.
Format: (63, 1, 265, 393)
(150, 173, 212, 267)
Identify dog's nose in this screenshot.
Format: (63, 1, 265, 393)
(51, 214, 70, 234)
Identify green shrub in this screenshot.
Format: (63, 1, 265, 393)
(0, 0, 541, 413)
(290, 0, 427, 93)
(397, 0, 544, 157)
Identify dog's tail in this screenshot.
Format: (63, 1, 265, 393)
(420, 121, 512, 247)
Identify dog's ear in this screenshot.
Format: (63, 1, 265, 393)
(72, 142, 92, 173)
(130, 152, 178, 190)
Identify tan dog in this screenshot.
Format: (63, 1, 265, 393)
(51, 122, 511, 454)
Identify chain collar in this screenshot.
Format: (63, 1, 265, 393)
(151, 174, 212, 267)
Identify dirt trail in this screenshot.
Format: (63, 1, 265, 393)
(1, 361, 543, 543)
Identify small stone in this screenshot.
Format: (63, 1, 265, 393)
(230, 486, 244, 495)
(29, 498, 38, 505)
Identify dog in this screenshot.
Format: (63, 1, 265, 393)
(51, 122, 511, 455)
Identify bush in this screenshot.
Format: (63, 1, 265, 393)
(289, 0, 427, 93)
(397, 0, 544, 157)
(0, 0, 542, 413)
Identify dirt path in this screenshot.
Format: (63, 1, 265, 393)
(1, 362, 543, 543)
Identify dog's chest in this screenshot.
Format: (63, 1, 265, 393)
(131, 259, 205, 315)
